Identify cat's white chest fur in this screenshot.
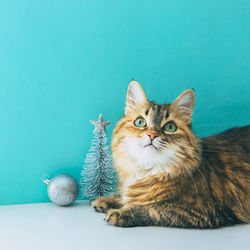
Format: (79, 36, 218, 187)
(120, 166, 168, 204)
(121, 177, 136, 204)
(117, 138, 179, 204)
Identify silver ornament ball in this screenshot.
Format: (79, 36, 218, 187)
(44, 174, 79, 206)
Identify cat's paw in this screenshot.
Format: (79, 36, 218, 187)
(91, 197, 111, 213)
(105, 209, 133, 227)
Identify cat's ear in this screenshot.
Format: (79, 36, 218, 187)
(125, 81, 148, 115)
(171, 89, 195, 123)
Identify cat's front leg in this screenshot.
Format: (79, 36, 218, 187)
(105, 205, 157, 227)
(105, 203, 224, 228)
(91, 194, 121, 213)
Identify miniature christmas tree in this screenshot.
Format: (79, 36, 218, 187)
(80, 114, 117, 200)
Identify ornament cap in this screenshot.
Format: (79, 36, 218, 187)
(43, 179, 50, 185)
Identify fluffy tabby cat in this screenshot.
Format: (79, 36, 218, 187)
(92, 81, 250, 228)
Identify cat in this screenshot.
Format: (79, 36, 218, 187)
(92, 80, 250, 228)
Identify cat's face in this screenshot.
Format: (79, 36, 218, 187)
(112, 81, 199, 177)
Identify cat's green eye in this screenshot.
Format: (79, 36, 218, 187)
(163, 121, 177, 132)
(134, 117, 147, 128)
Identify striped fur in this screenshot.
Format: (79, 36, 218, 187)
(92, 81, 250, 228)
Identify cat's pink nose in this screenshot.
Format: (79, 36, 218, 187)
(147, 131, 159, 140)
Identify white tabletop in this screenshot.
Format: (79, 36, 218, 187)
(0, 201, 249, 250)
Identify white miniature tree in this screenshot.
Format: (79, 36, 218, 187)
(80, 114, 117, 200)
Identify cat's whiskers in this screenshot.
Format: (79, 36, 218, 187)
(174, 156, 200, 199)
(178, 144, 224, 153)
(155, 142, 200, 195)
(174, 148, 209, 192)
(158, 140, 168, 149)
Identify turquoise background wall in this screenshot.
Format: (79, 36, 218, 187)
(0, 0, 249, 205)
